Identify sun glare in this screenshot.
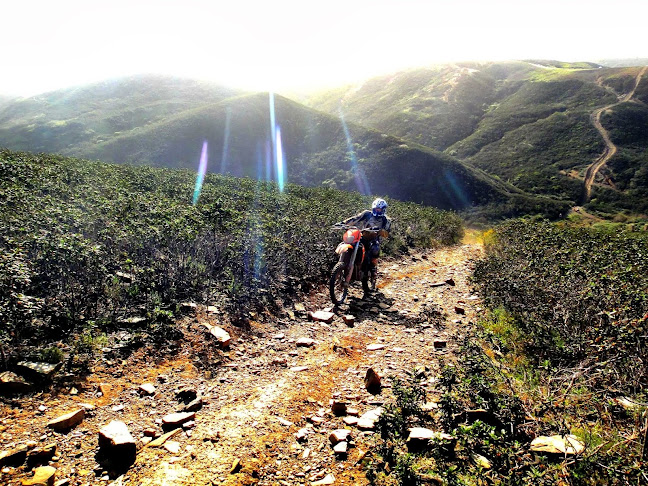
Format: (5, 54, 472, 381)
(0, 0, 646, 96)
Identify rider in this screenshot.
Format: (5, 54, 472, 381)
(341, 198, 391, 287)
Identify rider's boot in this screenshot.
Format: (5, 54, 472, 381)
(370, 265, 378, 291)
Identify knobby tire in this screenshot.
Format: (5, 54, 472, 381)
(329, 261, 348, 305)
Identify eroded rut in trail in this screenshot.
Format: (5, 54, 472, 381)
(1, 242, 484, 486)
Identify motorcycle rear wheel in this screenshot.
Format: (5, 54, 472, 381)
(329, 262, 348, 305)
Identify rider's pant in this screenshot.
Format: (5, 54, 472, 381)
(362, 239, 381, 270)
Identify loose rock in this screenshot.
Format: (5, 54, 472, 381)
(333, 442, 347, 455)
(208, 326, 232, 348)
(175, 387, 198, 402)
(357, 408, 382, 430)
(343, 417, 358, 426)
(98, 421, 137, 465)
(139, 383, 156, 395)
(296, 338, 316, 347)
(0, 445, 29, 467)
(330, 400, 347, 416)
(26, 443, 56, 468)
(163, 441, 181, 454)
(181, 397, 203, 412)
(162, 412, 195, 429)
(0, 371, 32, 394)
(530, 435, 585, 455)
(329, 429, 351, 444)
(309, 311, 334, 323)
(407, 427, 455, 452)
(364, 368, 382, 393)
(21, 465, 56, 486)
(366, 344, 385, 351)
(47, 409, 85, 431)
(16, 361, 61, 381)
(311, 474, 335, 485)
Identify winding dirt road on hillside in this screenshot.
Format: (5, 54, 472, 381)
(582, 66, 647, 203)
(1, 241, 484, 486)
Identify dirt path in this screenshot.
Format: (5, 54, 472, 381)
(1, 241, 484, 486)
(582, 66, 647, 203)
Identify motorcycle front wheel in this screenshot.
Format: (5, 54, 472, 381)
(329, 262, 348, 305)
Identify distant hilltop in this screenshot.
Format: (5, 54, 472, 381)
(596, 58, 648, 67)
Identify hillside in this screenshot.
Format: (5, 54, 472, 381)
(79, 92, 538, 212)
(0, 75, 242, 155)
(0, 148, 464, 349)
(304, 62, 648, 214)
(0, 78, 567, 216)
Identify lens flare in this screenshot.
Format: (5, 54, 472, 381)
(276, 126, 285, 192)
(192, 140, 208, 205)
(440, 169, 470, 208)
(339, 107, 371, 195)
(268, 92, 285, 192)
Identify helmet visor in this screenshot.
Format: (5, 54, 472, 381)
(373, 207, 384, 215)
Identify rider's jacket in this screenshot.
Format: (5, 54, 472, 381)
(343, 210, 392, 237)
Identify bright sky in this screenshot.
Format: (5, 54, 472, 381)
(2, 0, 646, 96)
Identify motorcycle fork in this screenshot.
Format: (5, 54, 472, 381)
(345, 241, 361, 283)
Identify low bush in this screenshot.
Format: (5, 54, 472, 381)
(0, 149, 463, 352)
(471, 220, 648, 483)
(473, 219, 648, 392)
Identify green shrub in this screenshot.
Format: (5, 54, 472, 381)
(473, 219, 648, 392)
(0, 149, 462, 351)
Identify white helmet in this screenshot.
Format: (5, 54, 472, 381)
(372, 198, 387, 217)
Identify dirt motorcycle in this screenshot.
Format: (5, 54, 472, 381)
(329, 224, 381, 305)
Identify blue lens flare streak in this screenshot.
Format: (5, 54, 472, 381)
(440, 169, 470, 208)
(268, 92, 286, 192)
(276, 126, 285, 192)
(339, 107, 371, 195)
(192, 140, 209, 205)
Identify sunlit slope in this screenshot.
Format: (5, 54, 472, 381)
(0, 75, 241, 155)
(305, 62, 648, 211)
(79, 92, 518, 211)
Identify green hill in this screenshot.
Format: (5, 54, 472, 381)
(0, 75, 242, 154)
(304, 62, 648, 215)
(0, 73, 572, 218)
(80, 92, 570, 216)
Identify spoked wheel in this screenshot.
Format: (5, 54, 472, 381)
(329, 262, 348, 305)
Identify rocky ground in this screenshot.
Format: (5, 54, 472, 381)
(0, 241, 484, 486)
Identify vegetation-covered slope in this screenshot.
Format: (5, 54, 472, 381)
(305, 62, 648, 214)
(0, 76, 572, 217)
(592, 101, 648, 213)
(78, 92, 564, 215)
(0, 149, 463, 353)
(305, 62, 538, 152)
(0, 75, 241, 155)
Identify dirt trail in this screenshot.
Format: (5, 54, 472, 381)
(582, 66, 647, 203)
(1, 241, 484, 486)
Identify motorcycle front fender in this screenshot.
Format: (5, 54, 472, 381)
(335, 243, 353, 255)
(335, 243, 354, 269)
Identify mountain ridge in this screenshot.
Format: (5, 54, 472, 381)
(304, 61, 648, 214)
